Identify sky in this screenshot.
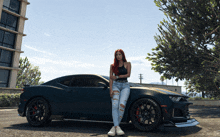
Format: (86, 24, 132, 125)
(21, 0, 188, 93)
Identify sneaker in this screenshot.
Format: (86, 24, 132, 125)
(108, 126, 115, 136)
(116, 126, 125, 135)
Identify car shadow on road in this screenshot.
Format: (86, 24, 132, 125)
(5, 119, 201, 137)
(189, 105, 220, 118)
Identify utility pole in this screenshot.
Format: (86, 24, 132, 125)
(139, 74, 143, 84)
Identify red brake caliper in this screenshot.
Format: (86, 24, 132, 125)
(33, 106, 37, 115)
(136, 105, 142, 122)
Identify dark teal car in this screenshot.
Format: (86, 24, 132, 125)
(18, 74, 199, 131)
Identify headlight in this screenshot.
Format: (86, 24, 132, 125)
(169, 96, 182, 102)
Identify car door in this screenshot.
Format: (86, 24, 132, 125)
(54, 76, 80, 115)
(82, 75, 112, 116)
(67, 75, 112, 120)
(65, 75, 88, 115)
(53, 75, 88, 117)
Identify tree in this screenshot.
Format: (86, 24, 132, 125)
(146, 0, 220, 96)
(16, 57, 44, 88)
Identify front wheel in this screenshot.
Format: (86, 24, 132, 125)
(129, 98, 162, 131)
(26, 97, 51, 127)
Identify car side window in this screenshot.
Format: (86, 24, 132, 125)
(60, 76, 72, 86)
(70, 76, 86, 87)
(69, 75, 108, 87)
(86, 76, 108, 87)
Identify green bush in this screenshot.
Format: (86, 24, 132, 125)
(188, 97, 220, 100)
(0, 93, 21, 107)
(194, 97, 202, 100)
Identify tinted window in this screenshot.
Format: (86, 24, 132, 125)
(60, 76, 72, 86)
(0, 69, 10, 87)
(70, 75, 108, 87)
(0, 11, 18, 31)
(3, 43, 13, 49)
(0, 49, 12, 67)
(3, 0, 20, 14)
(0, 30, 4, 42)
(70, 76, 86, 87)
(0, 30, 16, 49)
(86, 76, 108, 87)
(4, 31, 15, 45)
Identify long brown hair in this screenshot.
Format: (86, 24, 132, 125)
(112, 49, 127, 76)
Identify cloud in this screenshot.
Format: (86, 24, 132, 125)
(24, 45, 55, 56)
(40, 66, 74, 74)
(127, 56, 151, 67)
(44, 33, 50, 36)
(23, 56, 95, 68)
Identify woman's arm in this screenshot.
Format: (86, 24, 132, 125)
(118, 62, 131, 78)
(109, 65, 114, 90)
(110, 64, 117, 80)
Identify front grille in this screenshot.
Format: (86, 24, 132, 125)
(174, 108, 183, 117)
(179, 97, 187, 101)
(185, 105, 189, 116)
(173, 105, 190, 117)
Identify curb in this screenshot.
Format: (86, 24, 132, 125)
(190, 105, 220, 107)
(0, 107, 18, 109)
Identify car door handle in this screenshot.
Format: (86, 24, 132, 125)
(67, 89, 77, 92)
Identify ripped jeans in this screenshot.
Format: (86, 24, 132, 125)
(111, 80, 130, 127)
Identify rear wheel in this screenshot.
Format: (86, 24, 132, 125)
(26, 97, 51, 127)
(129, 98, 162, 131)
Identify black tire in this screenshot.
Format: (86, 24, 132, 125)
(26, 97, 51, 127)
(129, 98, 162, 132)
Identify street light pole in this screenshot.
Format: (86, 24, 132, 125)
(139, 74, 143, 84)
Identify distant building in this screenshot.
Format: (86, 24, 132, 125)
(0, 0, 29, 88)
(136, 83, 182, 94)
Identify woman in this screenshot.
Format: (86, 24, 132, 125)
(107, 49, 131, 136)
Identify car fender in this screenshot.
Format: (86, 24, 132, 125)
(23, 85, 65, 114)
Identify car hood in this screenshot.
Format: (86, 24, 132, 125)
(131, 86, 186, 96)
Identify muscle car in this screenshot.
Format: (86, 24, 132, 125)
(18, 74, 199, 131)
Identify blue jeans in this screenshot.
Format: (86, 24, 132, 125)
(111, 80, 130, 127)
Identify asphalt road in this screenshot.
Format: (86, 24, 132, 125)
(0, 106, 220, 137)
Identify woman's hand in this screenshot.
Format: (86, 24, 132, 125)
(110, 89, 113, 98)
(110, 75, 117, 80)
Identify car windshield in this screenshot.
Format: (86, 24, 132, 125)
(101, 75, 110, 81)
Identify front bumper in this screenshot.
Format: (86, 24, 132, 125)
(175, 118, 199, 127)
(161, 99, 200, 128)
(164, 118, 199, 127)
(17, 100, 26, 117)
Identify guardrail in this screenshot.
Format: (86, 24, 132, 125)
(189, 100, 220, 106)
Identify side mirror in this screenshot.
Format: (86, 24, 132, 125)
(98, 82, 108, 88)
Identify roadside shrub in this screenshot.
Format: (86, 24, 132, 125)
(188, 97, 219, 100)
(0, 93, 21, 107)
(194, 97, 203, 100)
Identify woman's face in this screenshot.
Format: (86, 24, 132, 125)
(116, 51, 122, 61)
